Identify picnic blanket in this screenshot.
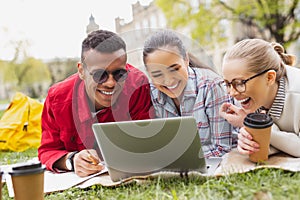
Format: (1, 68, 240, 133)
(3, 149, 300, 197)
(215, 148, 300, 175)
(78, 149, 300, 189)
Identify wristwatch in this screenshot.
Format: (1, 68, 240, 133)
(65, 151, 78, 171)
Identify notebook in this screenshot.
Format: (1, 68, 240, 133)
(92, 116, 222, 182)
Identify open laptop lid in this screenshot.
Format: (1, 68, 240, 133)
(92, 116, 208, 182)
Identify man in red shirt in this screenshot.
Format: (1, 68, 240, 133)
(38, 30, 154, 177)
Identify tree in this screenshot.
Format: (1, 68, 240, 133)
(46, 58, 78, 85)
(0, 39, 51, 98)
(10, 39, 31, 63)
(9, 57, 51, 98)
(17, 57, 51, 86)
(156, 0, 300, 47)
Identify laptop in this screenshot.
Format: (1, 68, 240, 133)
(92, 116, 222, 182)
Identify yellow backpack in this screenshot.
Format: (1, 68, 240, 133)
(0, 92, 43, 152)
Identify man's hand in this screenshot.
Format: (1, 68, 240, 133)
(73, 149, 104, 177)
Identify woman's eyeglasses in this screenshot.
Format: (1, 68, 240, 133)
(224, 69, 273, 93)
(85, 67, 128, 84)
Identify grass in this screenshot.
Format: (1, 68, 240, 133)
(0, 110, 5, 118)
(1, 149, 300, 199)
(0, 99, 9, 104)
(0, 100, 9, 118)
(0, 112, 3, 119)
(1, 112, 300, 199)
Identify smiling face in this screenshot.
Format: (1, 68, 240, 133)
(78, 49, 127, 110)
(144, 47, 189, 99)
(222, 59, 277, 113)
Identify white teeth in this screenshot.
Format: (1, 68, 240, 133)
(238, 97, 250, 103)
(101, 90, 114, 95)
(167, 83, 179, 89)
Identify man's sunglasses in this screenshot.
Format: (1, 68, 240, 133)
(85, 67, 128, 84)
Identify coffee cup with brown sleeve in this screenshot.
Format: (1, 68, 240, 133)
(243, 113, 273, 163)
(9, 161, 46, 200)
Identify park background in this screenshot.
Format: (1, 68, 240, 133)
(1, 1, 300, 199)
(1, 0, 300, 102)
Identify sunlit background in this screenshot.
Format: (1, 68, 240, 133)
(1, 0, 300, 101)
(0, 0, 152, 60)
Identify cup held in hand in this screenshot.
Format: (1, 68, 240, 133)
(243, 113, 273, 163)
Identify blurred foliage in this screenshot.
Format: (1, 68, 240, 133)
(46, 58, 78, 86)
(156, 0, 300, 48)
(1, 58, 51, 98)
(14, 57, 51, 86)
(0, 39, 79, 99)
(0, 60, 14, 83)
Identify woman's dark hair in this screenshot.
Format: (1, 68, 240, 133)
(81, 30, 126, 62)
(143, 30, 212, 70)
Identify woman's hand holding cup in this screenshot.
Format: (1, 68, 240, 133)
(237, 127, 260, 154)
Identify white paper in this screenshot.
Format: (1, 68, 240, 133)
(44, 167, 108, 193)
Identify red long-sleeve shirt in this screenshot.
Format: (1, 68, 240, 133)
(38, 64, 154, 171)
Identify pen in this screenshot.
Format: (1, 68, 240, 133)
(86, 150, 99, 165)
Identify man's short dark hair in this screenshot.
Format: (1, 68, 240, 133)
(81, 30, 126, 62)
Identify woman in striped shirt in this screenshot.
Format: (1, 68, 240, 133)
(143, 30, 235, 158)
(219, 38, 300, 157)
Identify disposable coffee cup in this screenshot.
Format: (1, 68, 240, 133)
(9, 161, 46, 200)
(0, 171, 3, 200)
(243, 113, 273, 163)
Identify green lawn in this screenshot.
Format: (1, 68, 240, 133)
(0, 110, 4, 118)
(0, 99, 9, 104)
(0, 100, 9, 118)
(1, 149, 300, 200)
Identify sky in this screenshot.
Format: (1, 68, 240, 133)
(0, 0, 153, 60)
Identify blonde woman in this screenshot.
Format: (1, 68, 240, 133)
(220, 38, 300, 157)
